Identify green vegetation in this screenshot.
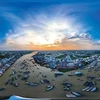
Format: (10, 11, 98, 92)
(75, 55, 90, 59)
(70, 55, 76, 60)
(80, 56, 90, 58)
(58, 68, 74, 72)
(55, 54, 66, 59)
(0, 54, 6, 59)
(0, 53, 10, 59)
(81, 61, 89, 66)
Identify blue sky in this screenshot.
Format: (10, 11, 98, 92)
(0, 0, 100, 50)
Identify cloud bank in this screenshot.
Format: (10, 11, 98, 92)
(0, 4, 100, 50)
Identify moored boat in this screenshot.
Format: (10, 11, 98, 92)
(46, 85, 54, 91)
(66, 92, 76, 98)
(91, 87, 97, 92)
(71, 92, 81, 97)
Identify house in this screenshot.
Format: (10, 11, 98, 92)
(48, 61, 56, 68)
(5, 64, 10, 69)
(0, 63, 3, 68)
(65, 55, 73, 62)
(67, 63, 75, 68)
(1, 68, 6, 72)
(0, 70, 3, 76)
(1, 58, 9, 64)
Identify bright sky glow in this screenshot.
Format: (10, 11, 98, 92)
(0, 1, 100, 50)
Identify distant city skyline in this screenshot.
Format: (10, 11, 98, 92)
(0, 0, 100, 50)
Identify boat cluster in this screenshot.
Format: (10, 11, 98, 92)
(82, 81, 97, 92)
(40, 79, 55, 91)
(62, 81, 82, 98)
(62, 81, 72, 91)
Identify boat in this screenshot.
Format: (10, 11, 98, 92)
(47, 85, 51, 88)
(66, 92, 76, 98)
(55, 71, 63, 77)
(86, 87, 94, 92)
(40, 80, 44, 84)
(63, 87, 70, 91)
(71, 92, 81, 97)
(25, 82, 30, 85)
(43, 79, 50, 84)
(14, 82, 18, 87)
(68, 73, 74, 76)
(26, 82, 39, 86)
(91, 87, 97, 92)
(46, 85, 54, 91)
(30, 82, 39, 86)
(0, 88, 5, 91)
(54, 72, 63, 75)
(62, 82, 72, 87)
(82, 87, 90, 91)
(84, 81, 89, 86)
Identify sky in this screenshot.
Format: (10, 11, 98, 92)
(0, 0, 100, 50)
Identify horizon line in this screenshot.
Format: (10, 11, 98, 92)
(0, 49, 100, 51)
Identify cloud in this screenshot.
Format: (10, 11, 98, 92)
(69, 33, 91, 39)
(93, 40, 100, 46)
(0, 4, 100, 50)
